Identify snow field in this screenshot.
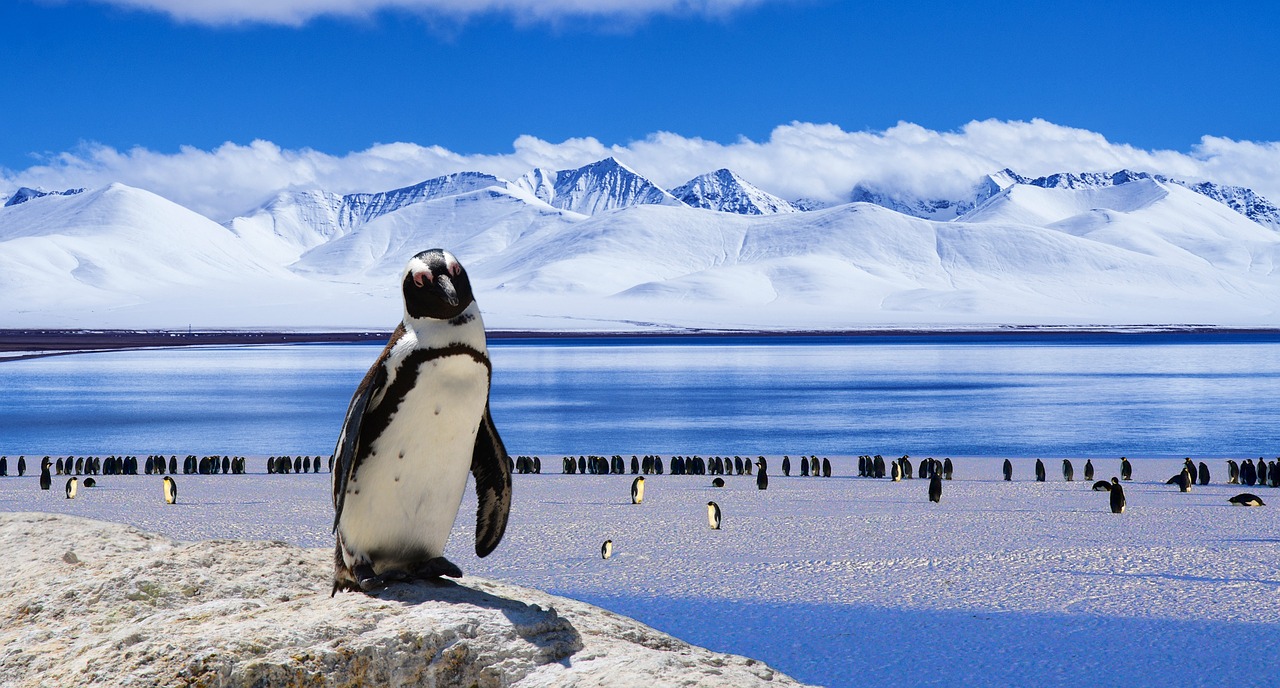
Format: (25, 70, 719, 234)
(3, 456, 1277, 687)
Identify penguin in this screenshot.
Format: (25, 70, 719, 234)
(17, 456, 26, 476)
(1197, 462, 1210, 486)
(800, 456, 809, 477)
(857, 455, 867, 477)
(756, 457, 768, 490)
(331, 249, 512, 595)
(1227, 459, 1240, 484)
(1172, 469, 1192, 493)
(83, 477, 96, 488)
(782, 456, 791, 477)
(1109, 478, 1125, 513)
(0, 456, 6, 477)
(631, 476, 645, 505)
(1242, 458, 1257, 486)
(1120, 457, 1132, 481)
(631, 456, 640, 474)
(1257, 458, 1268, 486)
(1091, 480, 1112, 491)
(1083, 459, 1094, 481)
(601, 539, 613, 559)
(1062, 459, 1074, 482)
(822, 457, 831, 477)
(928, 472, 942, 504)
(712, 477, 725, 487)
(943, 458, 953, 480)
(163, 476, 178, 504)
(874, 455, 886, 479)
(40, 463, 51, 491)
(707, 501, 722, 530)
(891, 460, 902, 482)
(1035, 459, 1046, 482)
(145, 456, 155, 475)
(1002, 459, 1012, 482)
(65, 477, 77, 499)
(1228, 493, 1265, 507)
(901, 456, 913, 479)
(168, 456, 177, 474)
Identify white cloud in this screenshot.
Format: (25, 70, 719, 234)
(76, 0, 776, 26)
(4, 119, 1280, 222)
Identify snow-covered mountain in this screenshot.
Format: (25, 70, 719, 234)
(4, 186, 85, 207)
(2, 162, 1279, 330)
(226, 172, 506, 262)
(857, 168, 1280, 231)
(670, 169, 798, 215)
(512, 157, 684, 215)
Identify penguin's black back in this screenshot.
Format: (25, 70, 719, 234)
(1002, 459, 1012, 481)
(1109, 480, 1126, 513)
(928, 473, 942, 503)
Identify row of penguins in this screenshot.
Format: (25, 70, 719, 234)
(0, 454, 333, 477)
(553, 454, 837, 477)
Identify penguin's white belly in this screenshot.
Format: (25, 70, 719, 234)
(339, 355, 488, 572)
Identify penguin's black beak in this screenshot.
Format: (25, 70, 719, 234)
(436, 274, 459, 307)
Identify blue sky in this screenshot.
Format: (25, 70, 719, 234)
(2, 0, 1278, 219)
(3, 0, 1276, 168)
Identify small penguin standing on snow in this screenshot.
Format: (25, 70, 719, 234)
(928, 472, 942, 504)
(1083, 459, 1094, 481)
(1120, 457, 1132, 481)
(1003, 459, 1012, 481)
(631, 476, 645, 505)
(1109, 477, 1126, 514)
(1035, 459, 1046, 482)
(65, 477, 78, 499)
(1062, 459, 1074, 482)
(707, 501, 722, 530)
(601, 540, 613, 559)
(163, 476, 178, 504)
(756, 457, 768, 490)
(331, 249, 512, 594)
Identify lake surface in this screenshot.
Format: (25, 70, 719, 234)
(1, 333, 1277, 458)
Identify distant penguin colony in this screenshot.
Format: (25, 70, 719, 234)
(707, 501, 722, 530)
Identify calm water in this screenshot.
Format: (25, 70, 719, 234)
(1, 333, 1277, 458)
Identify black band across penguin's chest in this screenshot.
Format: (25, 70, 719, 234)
(352, 344, 491, 476)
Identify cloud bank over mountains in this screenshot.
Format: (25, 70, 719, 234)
(4, 119, 1279, 223)
(74, 0, 776, 26)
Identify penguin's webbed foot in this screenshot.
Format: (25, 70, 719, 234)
(350, 563, 412, 592)
(415, 556, 463, 580)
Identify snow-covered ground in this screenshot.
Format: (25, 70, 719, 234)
(3, 456, 1276, 687)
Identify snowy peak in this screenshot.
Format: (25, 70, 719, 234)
(670, 169, 798, 215)
(514, 157, 684, 215)
(1163, 179, 1280, 230)
(3, 186, 86, 207)
(342, 171, 507, 226)
(1026, 169, 1153, 190)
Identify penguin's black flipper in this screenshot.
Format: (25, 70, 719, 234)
(331, 340, 391, 533)
(471, 404, 512, 558)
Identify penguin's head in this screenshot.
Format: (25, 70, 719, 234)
(402, 249, 475, 320)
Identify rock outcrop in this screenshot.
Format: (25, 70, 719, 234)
(0, 513, 805, 687)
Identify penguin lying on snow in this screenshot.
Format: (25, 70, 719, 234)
(331, 249, 512, 595)
(1091, 480, 1112, 491)
(1228, 493, 1265, 507)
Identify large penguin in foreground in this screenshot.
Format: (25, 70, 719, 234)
(331, 249, 512, 595)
